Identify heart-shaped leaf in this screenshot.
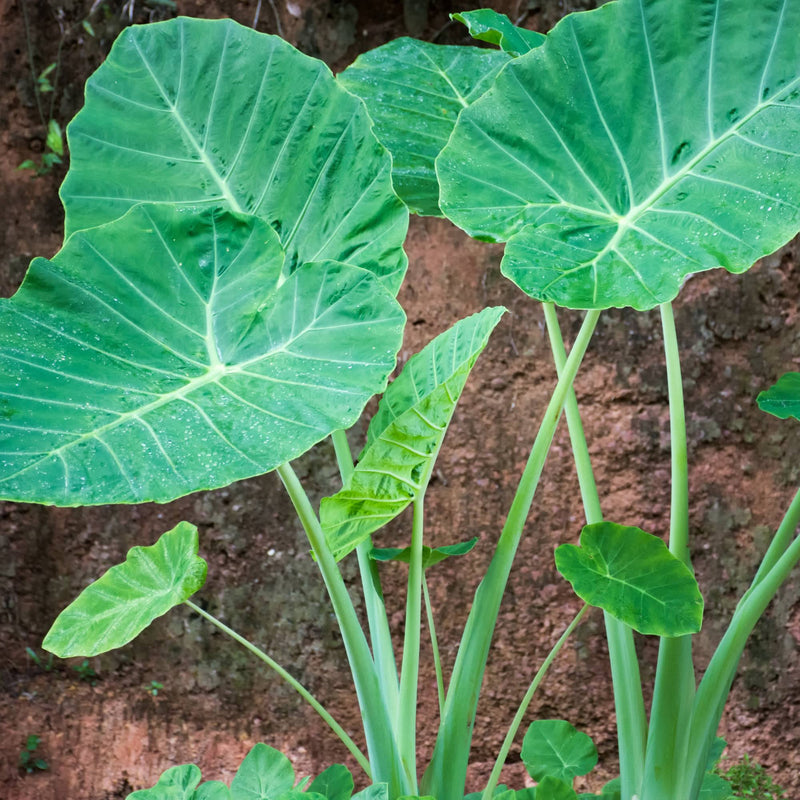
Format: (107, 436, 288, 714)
(338, 39, 509, 216)
(528, 776, 578, 800)
(521, 719, 597, 785)
(320, 307, 504, 560)
(195, 784, 233, 800)
(0, 205, 404, 505)
(438, 0, 800, 310)
(757, 372, 800, 420)
(370, 537, 478, 569)
(61, 17, 408, 293)
(308, 765, 353, 800)
(451, 10, 545, 56)
(555, 522, 704, 636)
(128, 765, 203, 800)
(230, 744, 296, 800)
(43, 521, 206, 658)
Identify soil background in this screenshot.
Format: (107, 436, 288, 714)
(1, 1, 799, 798)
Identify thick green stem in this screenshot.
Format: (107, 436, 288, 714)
(184, 599, 371, 776)
(276, 462, 410, 797)
(397, 497, 425, 789)
(684, 487, 800, 799)
(421, 310, 601, 800)
(482, 604, 589, 800)
(423, 576, 446, 718)
(544, 303, 646, 799)
(641, 303, 696, 800)
(332, 429, 400, 726)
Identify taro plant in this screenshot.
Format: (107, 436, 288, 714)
(2, 4, 800, 800)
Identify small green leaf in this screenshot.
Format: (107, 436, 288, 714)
(757, 372, 800, 421)
(529, 777, 578, 800)
(697, 772, 731, 800)
(698, 772, 732, 800)
(555, 522, 704, 636)
(308, 764, 353, 800)
(521, 720, 597, 785)
(705, 737, 727, 772)
(451, 10, 545, 56)
(321, 308, 504, 560)
(128, 764, 202, 800)
(338, 39, 509, 216)
(46, 119, 63, 156)
(195, 782, 233, 800)
(82, 19, 96, 37)
(230, 743, 295, 800)
(351, 785, 388, 800)
(370, 537, 478, 569)
(43, 522, 206, 657)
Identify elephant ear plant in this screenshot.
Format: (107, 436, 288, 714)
(2, 4, 800, 800)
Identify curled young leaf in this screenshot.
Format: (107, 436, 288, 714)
(451, 9, 545, 57)
(43, 522, 206, 659)
(370, 537, 478, 569)
(555, 522, 704, 636)
(320, 307, 505, 560)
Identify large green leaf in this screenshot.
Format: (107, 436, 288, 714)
(338, 39, 509, 216)
(60, 17, 408, 294)
(43, 522, 206, 658)
(757, 371, 800, 420)
(521, 720, 597, 785)
(555, 522, 704, 636)
(0, 205, 404, 505)
(320, 307, 504, 560)
(230, 744, 296, 800)
(438, 0, 800, 310)
(451, 10, 546, 56)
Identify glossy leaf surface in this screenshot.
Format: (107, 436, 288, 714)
(230, 744, 295, 800)
(321, 307, 504, 560)
(555, 522, 704, 636)
(61, 17, 408, 293)
(339, 39, 509, 216)
(370, 537, 478, 568)
(0, 206, 404, 505)
(43, 522, 206, 657)
(439, 0, 800, 309)
(757, 371, 800, 420)
(521, 719, 597, 785)
(451, 9, 545, 56)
